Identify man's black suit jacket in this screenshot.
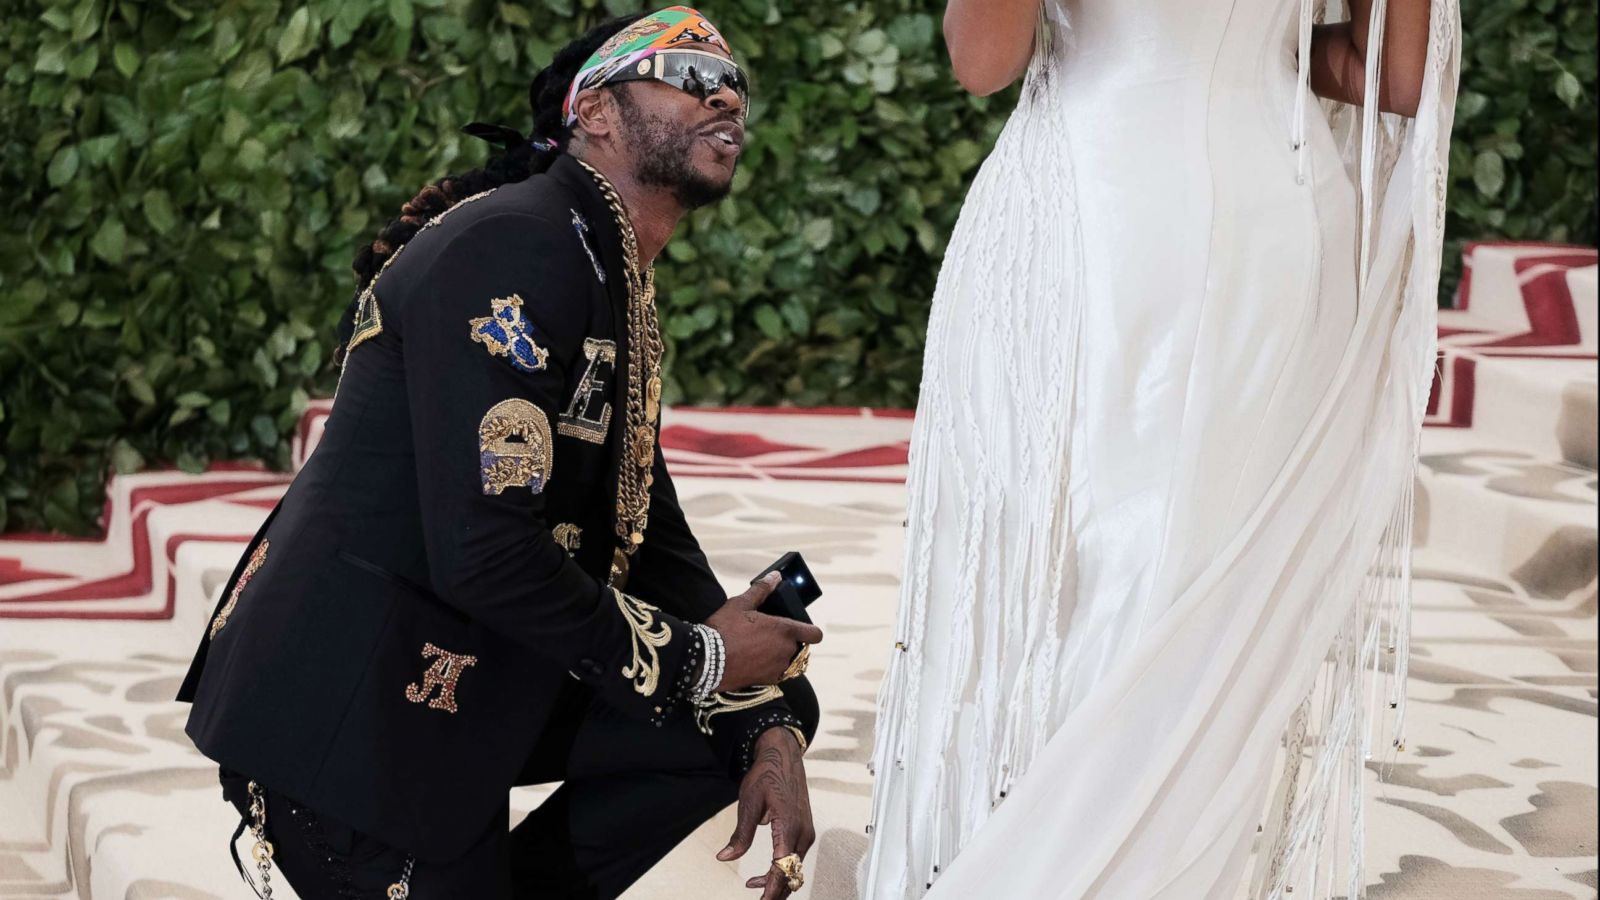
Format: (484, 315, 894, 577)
(177, 154, 800, 862)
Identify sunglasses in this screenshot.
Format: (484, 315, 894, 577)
(607, 49, 749, 108)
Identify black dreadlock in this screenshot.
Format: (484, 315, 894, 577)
(336, 14, 645, 360)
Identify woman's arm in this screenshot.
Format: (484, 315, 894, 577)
(1308, 0, 1433, 117)
(944, 0, 1040, 96)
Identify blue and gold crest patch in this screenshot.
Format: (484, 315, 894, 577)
(479, 398, 553, 495)
(469, 295, 549, 374)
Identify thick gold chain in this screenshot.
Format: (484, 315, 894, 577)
(576, 161, 663, 562)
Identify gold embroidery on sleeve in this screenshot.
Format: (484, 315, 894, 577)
(613, 587, 671, 697)
(693, 684, 784, 735)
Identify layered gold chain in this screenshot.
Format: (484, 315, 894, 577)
(576, 161, 664, 570)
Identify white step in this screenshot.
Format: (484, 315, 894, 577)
(1416, 428, 1598, 587)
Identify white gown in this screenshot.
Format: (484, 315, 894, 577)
(862, 0, 1461, 897)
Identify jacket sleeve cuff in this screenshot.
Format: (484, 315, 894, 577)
(694, 688, 803, 776)
(578, 587, 702, 728)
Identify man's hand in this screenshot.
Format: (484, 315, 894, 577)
(717, 727, 815, 899)
(706, 573, 823, 691)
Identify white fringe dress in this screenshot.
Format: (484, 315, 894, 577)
(861, 0, 1461, 896)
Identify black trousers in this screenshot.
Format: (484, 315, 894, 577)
(220, 677, 819, 899)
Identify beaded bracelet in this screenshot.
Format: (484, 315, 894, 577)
(691, 624, 726, 704)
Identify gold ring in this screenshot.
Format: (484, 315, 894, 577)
(781, 644, 810, 681)
(774, 853, 804, 891)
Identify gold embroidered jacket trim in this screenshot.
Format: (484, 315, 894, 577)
(613, 587, 672, 697)
(694, 684, 784, 736)
(210, 540, 270, 639)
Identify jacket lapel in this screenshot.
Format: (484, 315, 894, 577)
(547, 156, 634, 556)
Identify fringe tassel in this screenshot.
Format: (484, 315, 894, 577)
(863, 73, 1086, 896)
(1292, 0, 1315, 184)
(1356, 0, 1389, 289)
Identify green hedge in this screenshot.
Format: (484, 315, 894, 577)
(1441, 0, 1597, 299)
(0, 0, 1594, 534)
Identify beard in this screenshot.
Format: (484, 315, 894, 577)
(612, 87, 734, 209)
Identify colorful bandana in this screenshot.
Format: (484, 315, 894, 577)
(563, 6, 733, 126)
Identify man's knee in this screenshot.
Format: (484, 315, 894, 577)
(780, 676, 820, 746)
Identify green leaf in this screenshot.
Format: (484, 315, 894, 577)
(946, 139, 984, 172)
(34, 42, 69, 74)
(113, 43, 140, 77)
(277, 7, 315, 64)
(1554, 71, 1582, 109)
(887, 14, 935, 52)
(802, 217, 834, 251)
(1473, 150, 1506, 198)
(109, 440, 144, 474)
(237, 138, 268, 170)
(251, 413, 278, 447)
(846, 187, 882, 215)
(89, 218, 127, 263)
(143, 188, 177, 234)
(125, 375, 157, 406)
(500, 3, 531, 27)
(79, 134, 119, 165)
(852, 29, 886, 56)
(39, 8, 72, 31)
(47, 145, 80, 186)
(103, 95, 148, 144)
(1456, 91, 1489, 120)
(327, 88, 365, 140)
(176, 451, 207, 473)
(81, 306, 122, 328)
(753, 305, 784, 339)
(70, 0, 102, 40)
(66, 45, 99, 80)
(388, 0, 414, 29)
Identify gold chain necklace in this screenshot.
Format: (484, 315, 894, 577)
(576, 161, 664, 578)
